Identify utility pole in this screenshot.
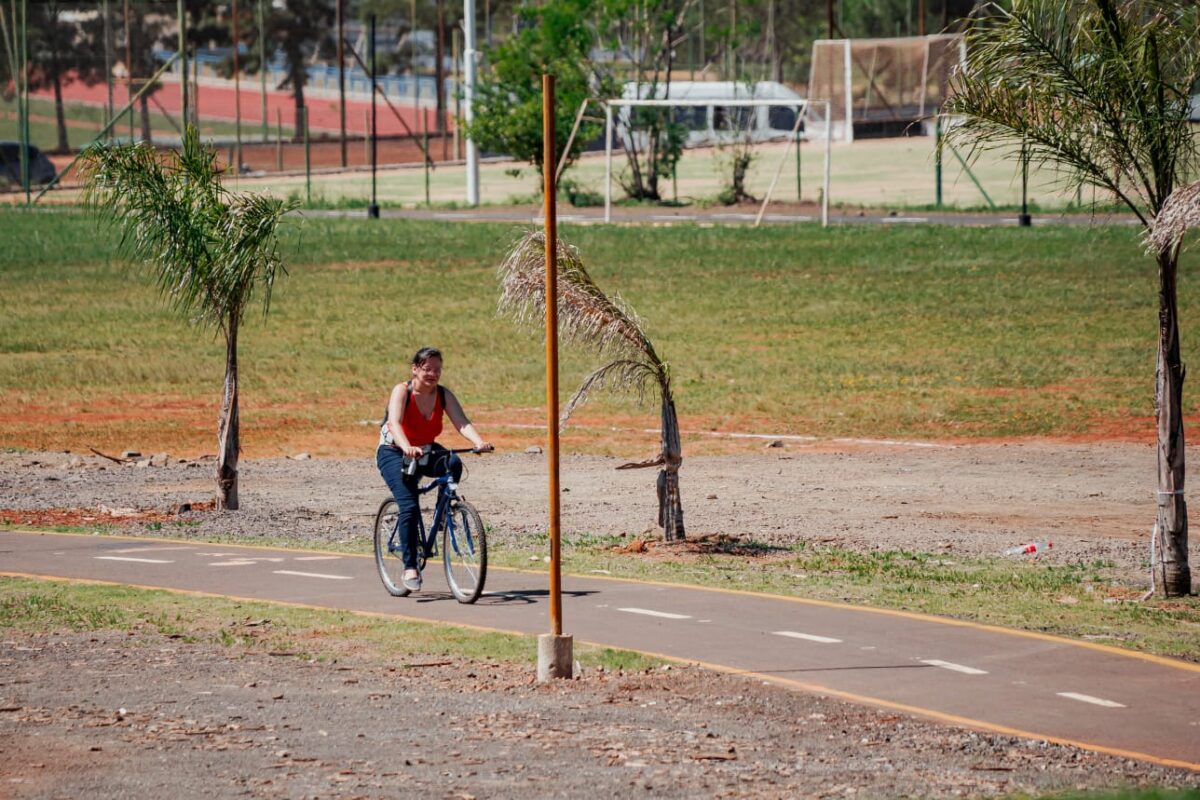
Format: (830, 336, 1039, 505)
(464, 0, 479, 205)
(436, 0, 447, 160)
(124, 0, 133, 142)
(102, 0, 114, 135)
(178, 0, 188, 129)
(337, 0, 346, 167)
(368, 13, 379, 219)
(919, 0, 926, 36)
(233, 0, 242, 172)
(259, 0, 268, 142)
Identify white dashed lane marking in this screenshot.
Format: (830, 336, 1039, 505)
(95, 556, 173, 564)
(1057, 692, 1126, 708)
(108, 546, 194, 554)
(773, 631, 843, 644)
(921, 659, 988, 675)
(273, 570, 354, 581)
(617, 607, 691, 620)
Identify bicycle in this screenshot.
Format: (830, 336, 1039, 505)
(373, 446, 489, 604)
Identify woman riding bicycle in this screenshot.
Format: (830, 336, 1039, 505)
(377, 346, 493, 592)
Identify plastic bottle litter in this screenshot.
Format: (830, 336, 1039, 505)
(1004, 541, 1052, 557)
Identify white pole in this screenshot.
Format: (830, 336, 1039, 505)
(753, 103, 807, 228)
(604, 102, 613, 223)
(464, 0, 479, 205)
(843, 39, 853, 143)
(822, 100, 832, 227)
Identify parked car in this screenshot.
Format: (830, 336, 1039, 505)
(0, 142, 57, 185)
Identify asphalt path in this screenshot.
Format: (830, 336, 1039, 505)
(4, 529, 1199, 772)
(305, 205, 1142, 228)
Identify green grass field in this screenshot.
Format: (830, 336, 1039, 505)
(2, 93, 1127, 211)
(0, 208, 1188, 454)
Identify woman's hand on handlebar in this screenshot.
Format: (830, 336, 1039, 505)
(473, 443, 495, 453)
(401, 443, 424, 459)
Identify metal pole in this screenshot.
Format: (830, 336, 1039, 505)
(302, 105, 310, 204)
(124, 0, 132, 142)
(1019, 135, 1032, 226)
(542, 73, 563, 640)
(275, 106, 282, 170)
(178, 0, 188, 129)
(19, 0, 28, 203)
(337, 0, 346, 167)
(368, 13, 379, 218)
(452, 26, 460, 160)
(259, 0, 267, 142)
(423, 109, 430, 205)
(604, 103, 612, 223)
(464, 0, 480, 205)
(934, 114, 942, 208)
(822, 100, 831, 227)
(103, 0, 114, 135)
(233, 0, 242, 174)
(795, 123, 802, 200)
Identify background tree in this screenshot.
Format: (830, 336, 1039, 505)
(467, 0, 615, 182)
(945, 0, 1200, 596)
(269, 0, 336, 136)
(602, 0, 695, 201)
(499, 231, 685, 541)
(123, 8, 170, 143)
(81, 127, 296, 510)
(24, 1, 86, 153)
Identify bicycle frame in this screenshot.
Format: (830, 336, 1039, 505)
(387, 445, 480, 562)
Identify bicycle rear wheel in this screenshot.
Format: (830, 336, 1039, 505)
(442, 498, 487, 604)
(373, 498, 410, 597)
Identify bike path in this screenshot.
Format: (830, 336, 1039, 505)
(3, 529, 1199, 771)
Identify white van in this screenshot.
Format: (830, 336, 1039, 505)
(617, 81, 808, 147)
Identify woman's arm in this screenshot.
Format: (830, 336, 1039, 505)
(386, 383, 423, 458)
(443, 388, 493, 451)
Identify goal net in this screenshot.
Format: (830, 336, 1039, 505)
(601, 90, 833, 225)
(807, 34, 965, 142)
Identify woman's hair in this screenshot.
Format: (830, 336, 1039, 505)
(411, 346, 443, 366)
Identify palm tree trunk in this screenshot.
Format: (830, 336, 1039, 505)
(1155, 248, 1189, 596)
(657, 389, 684, 541)
(217, 314, 240, 510)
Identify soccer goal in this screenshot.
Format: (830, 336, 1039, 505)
(601, 95, 833, 226)
(808, 34, 966, 142)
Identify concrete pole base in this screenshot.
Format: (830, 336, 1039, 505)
(537, 633, 574, 681)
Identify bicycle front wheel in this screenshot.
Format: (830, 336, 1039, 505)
(442, 498, 487, 604)
(373, 497, 410, 597)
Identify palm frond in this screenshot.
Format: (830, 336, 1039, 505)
(1148, 179, 1200, 254)
(498, 230, 661, 368)
(561, 358, 658, 422)
(945, 0, 1200, 224)
(80, 128, 297, 331)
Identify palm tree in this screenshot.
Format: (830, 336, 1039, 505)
(499, 231, 685, 540)
(81, 126, 296, 511)
(944, 0, 1200, 596)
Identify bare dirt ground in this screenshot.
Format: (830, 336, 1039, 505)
(3, 629, 1196, 799)
(4, 440, 1200, 797)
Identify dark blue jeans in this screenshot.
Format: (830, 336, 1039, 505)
(377, 443, 463, 571)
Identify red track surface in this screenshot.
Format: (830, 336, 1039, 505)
(32, 74, 452, 137)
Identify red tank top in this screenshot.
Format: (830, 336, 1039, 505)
(401, 385, 444, 447)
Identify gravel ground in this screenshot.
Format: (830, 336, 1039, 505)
(0, 440, 1190, 578)
(2, 630, 1195, 799)
(4, 441, 1200, 797)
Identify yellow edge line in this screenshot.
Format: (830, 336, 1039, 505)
(7, 527, 1200, 675)
(5, 568, 1199, 774)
